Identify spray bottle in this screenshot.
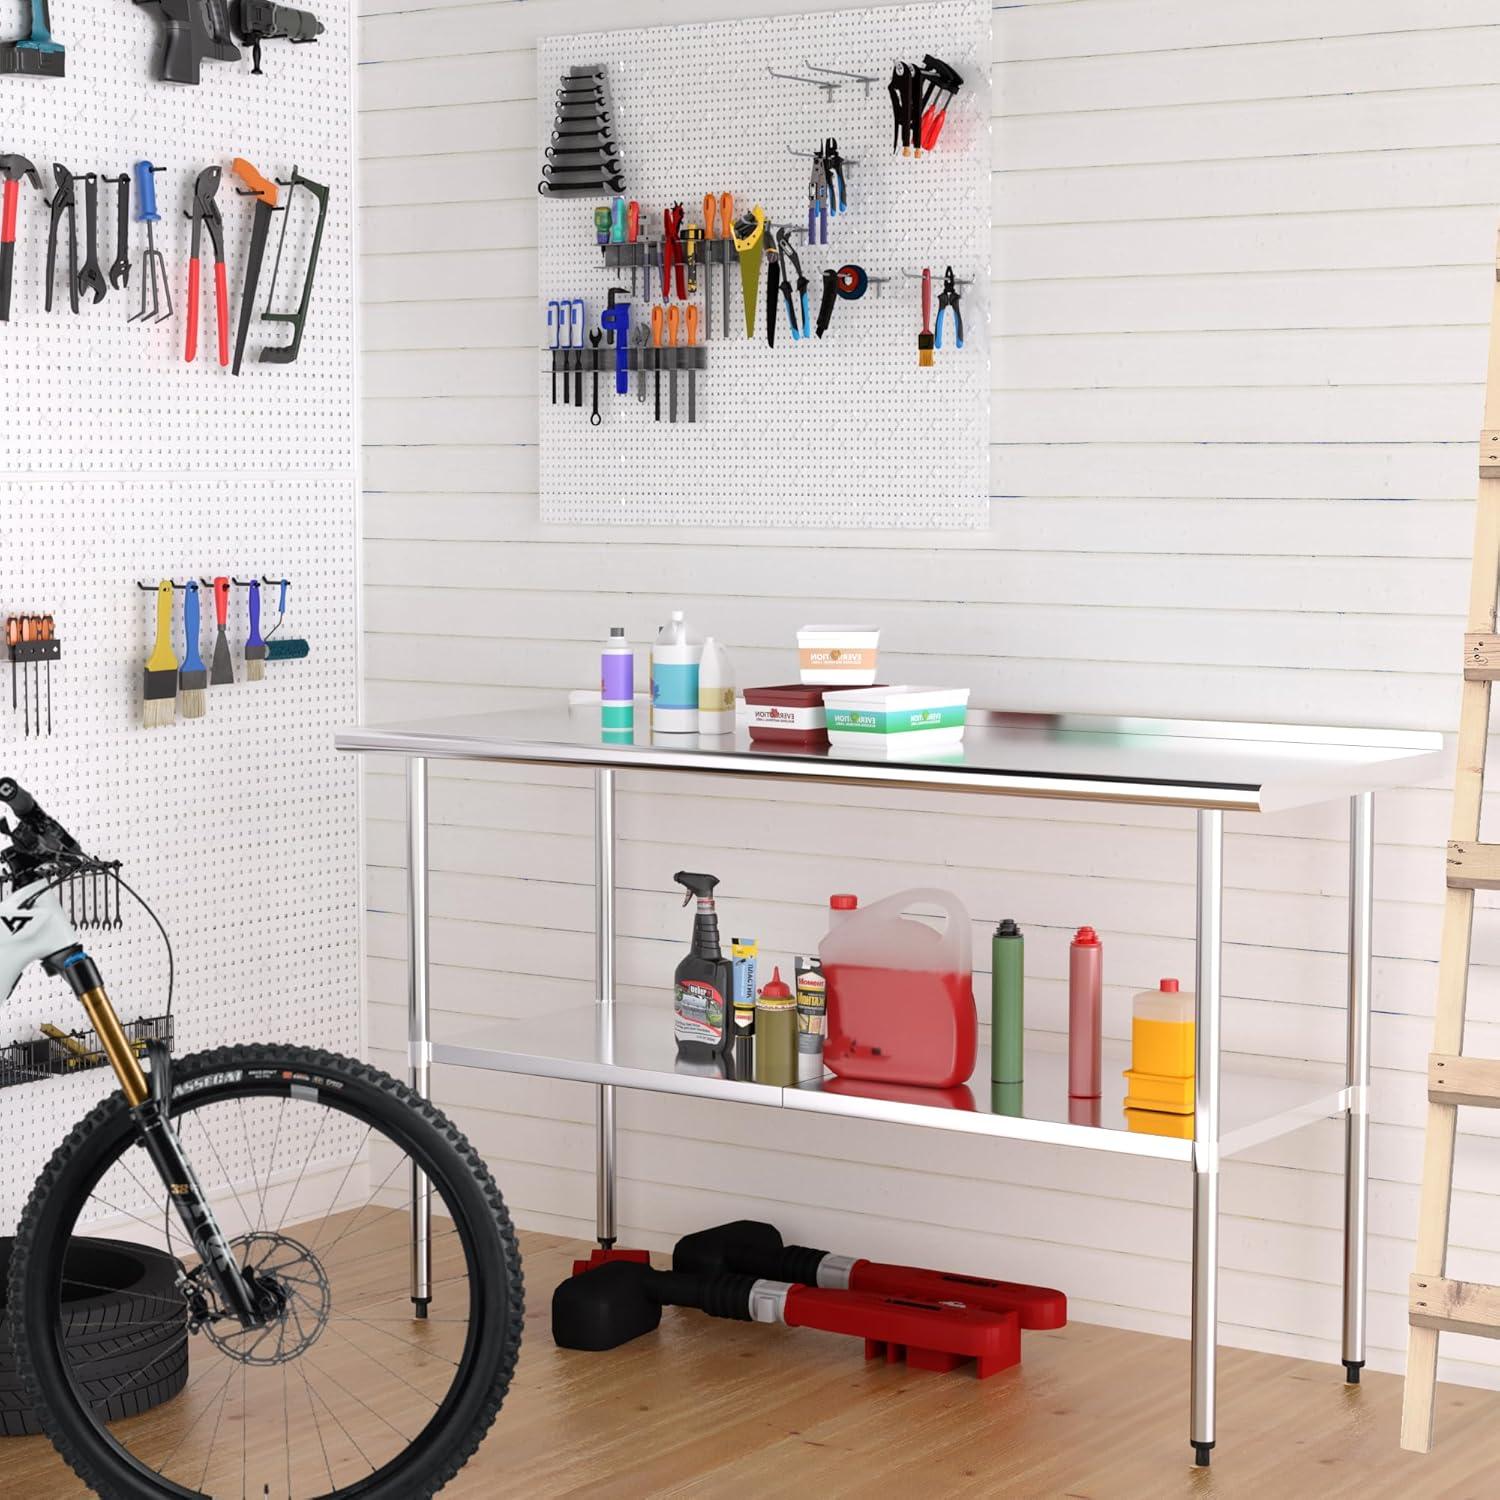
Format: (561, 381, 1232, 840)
(672, 871, 734, 1060)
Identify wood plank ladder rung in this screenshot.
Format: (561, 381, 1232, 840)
(1444, 841, 1500, 889)
(1428, 1053, 1500, 1108)
(1402, 227, 1500, 1454)
(1410, 1275, 1500, 1340)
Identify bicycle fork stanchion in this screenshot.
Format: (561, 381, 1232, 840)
(596, 767, 618, 1248)
(408, 756, 433, 1316)
(1191, 808, 1223, 1467)
(1344, 792, 1374, 1381)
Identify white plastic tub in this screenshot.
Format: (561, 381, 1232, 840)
(823, 685, 971, 751)
(797, 624, 880, 686)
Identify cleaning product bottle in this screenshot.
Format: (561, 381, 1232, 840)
(753, 967, 797, 1086)
(652, 610, 701, 733)
(991, 918, 1024, 1086)
(601, 626, 634, 734)
(1123, 978, 1196, 1115)
(672, 871, 734, 1060)
(1068, 926, 1102, 1099)
(698, 636, 735, 735)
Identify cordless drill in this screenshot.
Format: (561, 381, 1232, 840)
(234, 1, 323, 74)
(133, 0, 240, 86)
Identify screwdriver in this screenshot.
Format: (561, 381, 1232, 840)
(686, 303, 700, 423)
(627, 199, 640, 295)
(667, 304, 681, 423)
(37, 613, 52, 735)
(719, 192, 734, 338)
(610, 196, 626, 278)
(5, 615, 17, 717)
(702, 194, 717, 340)
(651, 304, 664, 422)
(684, 222, 701, 296)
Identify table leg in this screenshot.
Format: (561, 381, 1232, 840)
(407, 755, 433, 1317)
(1343, 792, 1373, 1381)
(595, 768, 618, 1248)
(1191, 808, 1223, 1466)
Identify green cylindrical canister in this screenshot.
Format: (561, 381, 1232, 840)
(992, 919, 1024, 1085)
(754, 967, 798, 1087)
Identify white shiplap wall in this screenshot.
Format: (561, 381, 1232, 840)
(357, 0, 1500, 1391)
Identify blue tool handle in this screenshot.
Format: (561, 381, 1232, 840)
(134, 161, 159, 223)
(24, 0, 62, 51)
(247, 581, 264, 649)
(181, 582, 205, 672)
(935, 308, 946, 350)
(278, 579, 288, 615)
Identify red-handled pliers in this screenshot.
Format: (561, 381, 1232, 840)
(661, 202, 685, 301)
(185, 165, 228, 367)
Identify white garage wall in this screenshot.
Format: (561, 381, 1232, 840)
(357, 0, 1500, 1389)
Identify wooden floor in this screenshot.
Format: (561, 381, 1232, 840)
(8, 1226, 1500, 1498)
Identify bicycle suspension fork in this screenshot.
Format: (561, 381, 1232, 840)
(48, 947, 263, 1326)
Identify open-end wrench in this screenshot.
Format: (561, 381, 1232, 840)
(45, 163, 79, 313)
(108, 171, 130, 289)
(76, 172, 107, 303)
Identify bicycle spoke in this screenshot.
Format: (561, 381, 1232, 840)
(330, 1309, 462, 1368)
(323, 1321, 441, 1408)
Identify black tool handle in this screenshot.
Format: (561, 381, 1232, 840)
(0, 241, 13, 322)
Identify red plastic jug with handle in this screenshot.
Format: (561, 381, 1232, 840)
(820, 888, 976, 1088)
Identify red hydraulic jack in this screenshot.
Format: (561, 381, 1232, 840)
(671, 1219, 1067, 1330)
(554, 1258, 1019, 1378)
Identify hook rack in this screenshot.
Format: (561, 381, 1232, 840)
(135, 580, 195, 591)
(767, 65, 841, 101)
(903, 268, 975, 286)
(786, 144, 862, 166)
(803, 60, 878, 98)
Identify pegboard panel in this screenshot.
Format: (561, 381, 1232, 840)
(0, 0, 354, 474)
(537, 0, 991, 530)
(0, 474, 361, 1229)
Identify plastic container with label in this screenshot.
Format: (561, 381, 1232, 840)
(820, 887, 976, 1088)
(797, 625, 880, 686)
(823, 686, 970, 753)
(1122, 977, 1195, 1114)
(743, 684, 832, 745)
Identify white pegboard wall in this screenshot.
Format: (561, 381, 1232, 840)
(538, 0, 991, 530)
(0, 0, 355, 474)
(0, 475, 361, 1227)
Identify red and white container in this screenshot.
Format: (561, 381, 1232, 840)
(744, 684, 833, 745)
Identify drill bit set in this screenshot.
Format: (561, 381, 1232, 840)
(4, 611, 60, 737)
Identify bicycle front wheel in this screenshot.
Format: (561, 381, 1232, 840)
(8, 1045, 523, 1500)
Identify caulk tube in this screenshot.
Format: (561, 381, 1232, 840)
(601, 626, 634, 733)
(652, 610, 700, 733)
(1068, 925, 1102, 1098)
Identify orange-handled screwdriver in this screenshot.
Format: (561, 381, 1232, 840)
(667, 304, 681, 423)
(685, 303, 700, 423)
(702, 194, 719, 341)
(651, 304, 664, 422)
(719, 193, 734, 337)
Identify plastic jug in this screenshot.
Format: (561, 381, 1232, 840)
(820, 888, 976, 1088)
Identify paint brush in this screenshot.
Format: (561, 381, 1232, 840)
(918, 266, 934, 368)
(178, 580, 208, 718)
(244, 579, 267, 681)
(209, 576, 234, 686)
(141, 581, 178, 728)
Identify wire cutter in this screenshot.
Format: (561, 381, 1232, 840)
(45, 162, 79, 314)
(661, 202, 685, 301)
(935, 266, 964, 350)
(184, 165, 228, 366)
(823, 139, 848, 215)
(776, 227, 807, 340)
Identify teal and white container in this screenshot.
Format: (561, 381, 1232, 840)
(651, 610, 701, 733)
(822, 685, 971, 752)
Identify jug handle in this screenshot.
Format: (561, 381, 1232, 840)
(862, 888, 972, 970)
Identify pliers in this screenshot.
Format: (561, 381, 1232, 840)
(776, 227, 807, 340)
(807, 152, 829, 245)
(823, 139, 848, 215)
(45, 163, 79, 314)
(661, 201, 685, 301)
(185, 165, 228, 367)
(935, 266, 964, 349)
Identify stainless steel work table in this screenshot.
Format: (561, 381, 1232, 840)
(336, 704, 1445, 1467)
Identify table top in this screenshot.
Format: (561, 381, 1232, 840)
(336, 701, 1444, 813)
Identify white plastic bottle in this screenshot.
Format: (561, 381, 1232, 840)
(651, 610, 701, 733)
(698, 637, 735, 735)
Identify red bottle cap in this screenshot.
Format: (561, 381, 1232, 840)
(1073, 926, 1100, 946)
(830, 894, 858, 910)
(1160, 978, 1179, 992)
(760, 966, 792, 999)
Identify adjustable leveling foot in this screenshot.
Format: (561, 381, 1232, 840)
(1344, 1359, 1364, 1385)
(1193, 1441, 1214, 1468)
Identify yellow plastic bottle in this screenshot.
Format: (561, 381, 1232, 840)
(1123, 978, 1195, 1115)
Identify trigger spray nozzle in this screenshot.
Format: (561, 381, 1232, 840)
(674, 870, 720, 905)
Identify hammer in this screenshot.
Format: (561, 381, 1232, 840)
(551, 1257, 1020, 1376)
(0, 156, 41, 321)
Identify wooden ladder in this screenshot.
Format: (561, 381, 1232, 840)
(1401, 232, 1500, 1451)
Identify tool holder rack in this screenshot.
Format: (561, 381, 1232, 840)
(547, 344, 710, 375)
(0, 1012, 173, 1092)
(5, 639, 61, 668)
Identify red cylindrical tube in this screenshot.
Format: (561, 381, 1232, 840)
(1068, 925, 1102, 1098)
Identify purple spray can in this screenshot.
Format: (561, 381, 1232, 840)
(602, 627, 634, 735)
